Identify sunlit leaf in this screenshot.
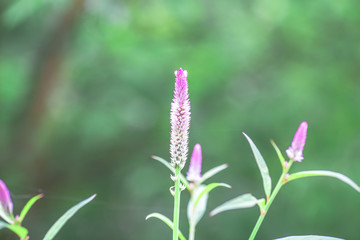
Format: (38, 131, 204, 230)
(188, 183, 230, 227)
(194, 183, 231, 207)
(43, 194, 96, 240)
(287, 170, 360, 192)
(146, 213, 186, 240)
(210, 193, 263, 216)
(0, 221, 8, 230)
(243, 133, 272, 198)
(270, 139, 286, 168)
(187, 185, 208, 226)
(198, 164, 228, 185)
(274, 235, 344, 240)
(19, 194, 44, 223)
(7, 224, 28, 239)
(152, 155, 190, 190)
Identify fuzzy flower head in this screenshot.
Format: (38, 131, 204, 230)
(187, 144, 202, 183)
(170, 68, 191, 169)
(286, 121, 308, 162)
(0, 179, 14, 224)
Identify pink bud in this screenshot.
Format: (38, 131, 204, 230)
(170, 68, 191, 169)
(187, 144, 202, 183)
(286, 121, 308, 162)
(0, 179, 14, 224)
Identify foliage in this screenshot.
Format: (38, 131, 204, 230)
(1, 0, 360, 239)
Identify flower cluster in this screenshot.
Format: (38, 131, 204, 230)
(170, 68, 191, 169)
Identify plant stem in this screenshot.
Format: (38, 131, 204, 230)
(173, 167, 181, 240)
(248, 161, 293, 240)
(189, 219, 195, 240)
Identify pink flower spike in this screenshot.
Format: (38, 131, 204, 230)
(187, 144, 202, 183)
(0, 179, 14, 224)
(170, 68, 191, 169)
(286, 121, 308, 162)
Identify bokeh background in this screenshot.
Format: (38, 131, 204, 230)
(1, 0, 360, 239)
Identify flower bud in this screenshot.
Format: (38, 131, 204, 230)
(187, 144, 202, 183)
(0, 179, 14, 224)
(286, 121, 308, 162)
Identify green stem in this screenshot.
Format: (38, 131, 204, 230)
(173, 167, 181, 240)
(189, 220, 195, 240)
(248, 161, 293, 240)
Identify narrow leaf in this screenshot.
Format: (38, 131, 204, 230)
(7, 224, 28, 239)
(274, 235, 344, 240)
(210, 193, 263, 216)
(146, 213, 186, 240)
(19, 194, 44, 223)
(243, 133, 272, 198)
(287, 170, 360, 192)
(198, 164, 228, 185)
(270, 139, 286, 168)
(187, 185, 208, 226)
(194, 183, 231, 207)
(0, 220, 9, 230)
(152, 156, 190, 190)
(43, 194, 96, 240)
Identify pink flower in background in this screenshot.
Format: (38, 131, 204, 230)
(170, 68, 191, 169)
(187, 144, 202, 183)
(286, 121, 308, 162)
(0, 179, 14, 224)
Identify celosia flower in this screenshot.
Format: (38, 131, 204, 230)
(170, 68, 191, 169)
(187, 144, 202, 183)
(0, 179, 14, 224)
(286, 121, 308, 162)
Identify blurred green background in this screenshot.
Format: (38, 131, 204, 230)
(1, 0, 360, 239)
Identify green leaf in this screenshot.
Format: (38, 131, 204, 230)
(210, 193, 263, 216)
(7, 224, 28, 239)
(198, 164, 228, 185)
(274, 235, 344, 240)
(287, 170, 360, 192)
(152, 156, 190, 190)
(187, 185, 208, 226)
(270, 139, 286, 168)
(18, 194, 44, 223)
(146, 213, 186, 240)
(43, 194, 96, 240)
(194, 183, 231, 207)
(0, 220, 9, 230)
(0, 222, 28, 239)
(243, 133, 272, 198)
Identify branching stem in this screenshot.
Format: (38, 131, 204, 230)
(249, 160, 293, 240)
